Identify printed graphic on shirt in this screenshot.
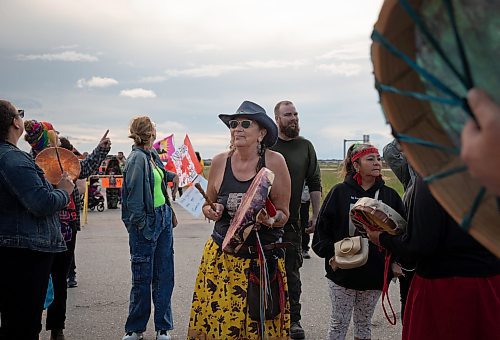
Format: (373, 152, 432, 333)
(227, 192, 245, 218)
(59, 195, 77, 241)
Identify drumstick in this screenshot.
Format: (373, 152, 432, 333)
(54, 147, 64, 174)
(194, 183, 217, 211)
(101, 129, 109, 140)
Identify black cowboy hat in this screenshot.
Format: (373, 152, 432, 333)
(219, 100, 278, 147)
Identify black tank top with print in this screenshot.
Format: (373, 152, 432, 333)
(211, 155, 283, 253)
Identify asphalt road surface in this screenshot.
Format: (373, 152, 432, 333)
(39, 205, 402, 340)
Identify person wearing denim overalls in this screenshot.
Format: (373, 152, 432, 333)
(121, 116, 177, 340)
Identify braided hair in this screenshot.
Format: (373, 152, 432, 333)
(256, 141, 266, 173)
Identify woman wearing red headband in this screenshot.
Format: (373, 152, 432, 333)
(312, 143, 404, 340)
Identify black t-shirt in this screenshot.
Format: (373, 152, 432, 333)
(211, 156, 282, 251)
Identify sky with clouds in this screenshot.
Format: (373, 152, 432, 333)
(1, 0, 391, 159)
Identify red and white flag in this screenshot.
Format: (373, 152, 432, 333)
(170, 135, 202, 186)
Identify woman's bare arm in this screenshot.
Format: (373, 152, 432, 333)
(265, 150, 291, 227)
(202, 152, 227, 220)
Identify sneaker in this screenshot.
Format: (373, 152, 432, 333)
(122, 332, 143, 340)
(67, 276, 78, 288)
(156, 330, 172, 340)
(290, 321, 305, 339)
(49, 329, 66, 340)
(302, 250, 311, 259)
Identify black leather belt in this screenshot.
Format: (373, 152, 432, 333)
(238, 242, 293, 255)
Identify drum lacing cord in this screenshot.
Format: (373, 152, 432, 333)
(372, 0, 474, 117)
(399, 0, 473, 91)
(371, 0, 486, 231)
(382, 250, 397, 325)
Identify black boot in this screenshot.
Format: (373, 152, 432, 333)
(290, 321, 305, 339)
(67, 275, 78, 288)
(50, 329, 66, 340)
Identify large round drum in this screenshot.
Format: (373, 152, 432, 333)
(222, 167, 275, 254)
(350, 197, 407, 236)
(371, 0, 500, 256)
(35, 147, 81, 185)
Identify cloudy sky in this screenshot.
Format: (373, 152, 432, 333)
(1, 0, 390, 159)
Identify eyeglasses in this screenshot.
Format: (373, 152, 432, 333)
(228, 119, 252, 129)
(11, 109, 24, 123)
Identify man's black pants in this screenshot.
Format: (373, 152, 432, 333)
(283, 226, 303, 323)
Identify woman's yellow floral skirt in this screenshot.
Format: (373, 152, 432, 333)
(187, 238, 290, 339)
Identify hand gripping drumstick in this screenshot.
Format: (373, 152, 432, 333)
(194, 183, 217, 211)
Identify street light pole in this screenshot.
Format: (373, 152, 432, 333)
(344, 139, 362, 158)
(343, 136, 370, 158)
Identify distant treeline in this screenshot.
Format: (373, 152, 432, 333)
(203, 158, 389, 168)
(203, 159, 342, 165)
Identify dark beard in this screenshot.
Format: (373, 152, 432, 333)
(281, 124, 300, 139)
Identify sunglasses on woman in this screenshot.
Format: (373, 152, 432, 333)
(11, 109, 24, 123)
(228, 119, 253, 129)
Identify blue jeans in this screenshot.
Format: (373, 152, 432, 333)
(125, 205, 174, 333)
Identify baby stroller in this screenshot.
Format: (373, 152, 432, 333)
(88, 179, 105, 212)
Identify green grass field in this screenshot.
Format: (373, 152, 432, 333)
(204, 165, 404, 205)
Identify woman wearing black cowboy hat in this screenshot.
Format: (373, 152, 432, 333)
(187, 101, 292, 339)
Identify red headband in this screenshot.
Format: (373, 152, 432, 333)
(351, 147, 379, 162)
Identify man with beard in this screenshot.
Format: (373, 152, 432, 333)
(271, 100, 322, 339)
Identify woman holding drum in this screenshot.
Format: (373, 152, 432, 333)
(0, 101, 74, 339)
(312, 143, 404, 340)
(24, 119, 111, 340)
(187, 101, 291, 339)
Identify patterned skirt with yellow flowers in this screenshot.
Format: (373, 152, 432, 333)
(187, 238, 290, 340)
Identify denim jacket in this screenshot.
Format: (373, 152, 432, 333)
(121, 146, 175, 240)
(0, 141, 69, 252)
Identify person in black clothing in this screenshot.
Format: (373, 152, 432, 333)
(271, 100, 322, 339)
(382, 140, 416, 320)
(312, 143, 404, 340)
(365, 176, 500, 340)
